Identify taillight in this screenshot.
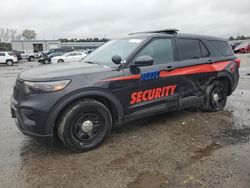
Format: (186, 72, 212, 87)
(234, 58, 241, 68)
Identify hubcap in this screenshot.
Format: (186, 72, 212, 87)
(213, 93, 220, 103)
(72, 112, 104, 142)
(81, 120, 94, 133)
(211, 87, 224, 107)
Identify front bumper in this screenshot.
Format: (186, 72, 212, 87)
(10, 99, 53, 140)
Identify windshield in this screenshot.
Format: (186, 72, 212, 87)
(81, 38, 144, 67)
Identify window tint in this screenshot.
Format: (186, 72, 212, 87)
(209, 40, 234, 56)
(200, 41, 210, 57)
(65, 52, 74, 56)
(0, 53, 5, 56)
(136, 38, 173, 65)
(179, 39, 201, 60)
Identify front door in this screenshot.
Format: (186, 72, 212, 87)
(121, 38, 180, 116)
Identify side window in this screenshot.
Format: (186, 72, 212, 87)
(0, 53, 5, 56)
(136, 38, 173, 65)
(179, 39, 201, 60)
(74, 52, 82, 56)
(199, 41, 210, 57)
(66, 52, 74, 57)
(209, 40, 234, 56)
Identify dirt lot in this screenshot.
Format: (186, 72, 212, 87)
(0, 55, 250, 188)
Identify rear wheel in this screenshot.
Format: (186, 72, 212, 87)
(28, 56, 35, 61)
(6, 60, 13, 66)
(202, 80, 227, 112)
(58, 99, 112, 152)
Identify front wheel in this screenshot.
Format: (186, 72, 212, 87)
(202, 80, 227, 112)
(58, 99, 112, 152)
(44, 59, 50, 64)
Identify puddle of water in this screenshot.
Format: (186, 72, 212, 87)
(128, 171, 168, 188)
(191, 143, 221, 160)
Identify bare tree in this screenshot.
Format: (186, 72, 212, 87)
(22, 29, 36, 40)
(0, 28, 19, 42)
(10, 29, 17, 41)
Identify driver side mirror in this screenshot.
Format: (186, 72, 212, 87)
(132, 55, 153, 67)
(112, 55, 122, 65)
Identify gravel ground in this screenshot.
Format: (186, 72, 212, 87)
(0, 55, 250, 188)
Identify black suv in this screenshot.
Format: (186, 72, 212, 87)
(11, 29, 240, 151)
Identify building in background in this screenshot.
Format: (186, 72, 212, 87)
(11, 40, 105, 52)
(11, 40, 60, 52)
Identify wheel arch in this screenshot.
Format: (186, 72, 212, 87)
(45, 89, 124, 136)
(208, 72, 233, 96)
(5, 59, 13, 62)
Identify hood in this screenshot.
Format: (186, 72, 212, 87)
(19, 62, 111, 81)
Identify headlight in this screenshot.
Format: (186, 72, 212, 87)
(24, 80, 71, 94)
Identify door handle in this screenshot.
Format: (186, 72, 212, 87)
(207, 59, 214, 63)
(165, 66, 175, 71)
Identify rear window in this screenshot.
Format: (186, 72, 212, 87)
(8, 52, 15, 56)
(209, 40, 234, 56)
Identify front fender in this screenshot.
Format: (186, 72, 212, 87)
(45, 88, 124, 135)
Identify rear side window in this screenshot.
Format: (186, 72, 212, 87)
(136, 38, 174, 65)
(200, 42, 210, 57)
(178, 39, 210, 60)
(0, 53, 5, 56)
(179, 39, 200, 60)
(209, 40, 234, 56)
(8, 52, 14, 56)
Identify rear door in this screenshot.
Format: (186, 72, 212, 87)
(175, 38, 212, 100)
(0, 52, 6, 63)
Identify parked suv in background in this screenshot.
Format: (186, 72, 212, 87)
(11, 29, 240, 152)
(0, 52, 18, 66)
(19, 50, 39, 61)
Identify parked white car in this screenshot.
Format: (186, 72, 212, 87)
(0, 52, 18, 66)
(51, 51, 87, 64)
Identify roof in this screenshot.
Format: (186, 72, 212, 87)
(125, 29, 226, 41)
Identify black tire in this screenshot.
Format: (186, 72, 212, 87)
(44, 59, 50, 64)
(202, 80, 227, 112)
(57, 59, 64, 63)
(28, 56, 35, 61)
(6, 60, 13, 66)
(58, 99, 112, 152)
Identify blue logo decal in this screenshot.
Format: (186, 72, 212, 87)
(141, 71, 160, 81)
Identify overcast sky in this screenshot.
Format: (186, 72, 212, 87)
(1, 0, 250, 39)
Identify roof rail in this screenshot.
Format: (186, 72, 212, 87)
(129, 29, 179, 35)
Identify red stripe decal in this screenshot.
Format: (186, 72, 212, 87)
(100, 74, 141, 82)
(99, 61, 230, 82)
(160, 61, 230, 78)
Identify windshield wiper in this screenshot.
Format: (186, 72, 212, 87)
(84, 61, 100, 65)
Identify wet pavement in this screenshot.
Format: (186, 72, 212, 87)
(0, 55, 250, 188)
